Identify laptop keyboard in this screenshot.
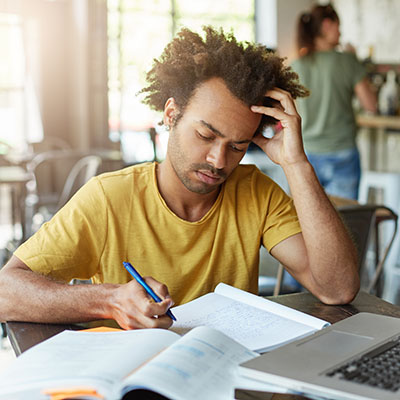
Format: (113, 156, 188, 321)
(326, 337, 400, 392)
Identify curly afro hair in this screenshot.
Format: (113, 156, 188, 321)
(140, 26, 308, 130)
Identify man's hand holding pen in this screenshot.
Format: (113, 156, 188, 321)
(108, 263, 175, 330)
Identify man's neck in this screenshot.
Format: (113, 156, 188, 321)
(156, 160, 221, 222)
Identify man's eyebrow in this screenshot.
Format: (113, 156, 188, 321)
(199, 120, 252, 144)
(199, 120, 224, 137)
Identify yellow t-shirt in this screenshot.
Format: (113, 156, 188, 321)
(15, 162, 301, 305)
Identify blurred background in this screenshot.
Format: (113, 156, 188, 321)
(0, 0, 400, 314)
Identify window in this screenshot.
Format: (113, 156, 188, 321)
(0, 12, 43, 155)
(107, 0, 255, 163)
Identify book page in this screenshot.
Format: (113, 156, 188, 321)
(215, 283, 329, 330)
(0, 329, 179, 399)
(171, 290, 327, 352)
(119, 326, 258, 400)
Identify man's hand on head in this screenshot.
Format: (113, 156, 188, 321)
(251, 88, 308, 169)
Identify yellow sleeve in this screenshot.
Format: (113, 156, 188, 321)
(14, 177, 108, 282)
(262, 191, 302, 251)
(252, 170, 301, 252)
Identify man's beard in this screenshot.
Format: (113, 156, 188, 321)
(173, 162, 227, 194)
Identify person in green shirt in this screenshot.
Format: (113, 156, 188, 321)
(291, 3, 376, 200)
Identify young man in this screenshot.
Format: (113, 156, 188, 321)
(0, 27, 359, 330)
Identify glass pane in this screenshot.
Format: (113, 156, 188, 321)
(109, 11, 171, 134)
(121, 0, 171, 14)
(108, 9, 121, 38)
(176, 0, 254, 17)
(108, 0, 120, 11)
(107, 0, 255, 162)
(176, 17, 254, 42)
(0, 91, 25, 149)
(0, 14, 25, 88)
(121, 13, 172, 77)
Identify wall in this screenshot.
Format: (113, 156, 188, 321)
(256, 0, 313, 60)
(270, 0, 400, 63)
(276, 0, 313, 61)
(334, 0, 400, 62)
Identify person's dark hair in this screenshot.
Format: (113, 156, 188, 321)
(140, 26, 308, 131)
(296, 3, 339, 56)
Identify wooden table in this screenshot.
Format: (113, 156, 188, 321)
(356, 113, 400, 172)
(6, 290, 400, 399)
(357, 114, 400, 131)
(7, 290, 400, 356)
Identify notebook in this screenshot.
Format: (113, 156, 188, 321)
(239, 312, 400, 400)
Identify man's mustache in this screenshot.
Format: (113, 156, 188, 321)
(191, 163, 227, 180)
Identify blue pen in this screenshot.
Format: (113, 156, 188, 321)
(123, 262, 176, 321)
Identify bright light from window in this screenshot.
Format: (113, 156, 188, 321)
(0, 13, 43, 153)
(107, 0, 254, 163)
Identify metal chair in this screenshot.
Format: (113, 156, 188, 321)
(56, 155, 102, 210)
(262, 204, 398, 297)
(338, 204, 398, 296)
(25, 151, 102, 235)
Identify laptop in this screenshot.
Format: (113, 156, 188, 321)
(239, 312, 400, 400)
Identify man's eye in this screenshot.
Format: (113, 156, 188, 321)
(231, 144, 245, 153)
(197, 132, 213, 140)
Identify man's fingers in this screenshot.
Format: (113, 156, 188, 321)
(251, 105, 287, 121)
(122, 311, 173, 330)
(140, 297, 173, 318)
(252, 133, 269, 147)
(144, 276, 174, 304)
(113, 278, 175, 330)
(120, 296, 174, 329)
(262, 88, 297, 116)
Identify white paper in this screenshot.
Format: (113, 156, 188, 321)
(120, 326, 258, 400)
(215, 283, 329, 329)
(171, 283, 330, 352)
(0, 329, 179, 399)
(0, 325, 259, 400)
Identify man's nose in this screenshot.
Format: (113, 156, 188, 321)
(206, 143, 227, 170)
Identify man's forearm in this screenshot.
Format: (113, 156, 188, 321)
(0, 256, 174, 330)
(0, 262, 116, 323)
(283, 160, 359, 303)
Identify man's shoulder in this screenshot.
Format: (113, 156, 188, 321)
(94, 162, 154, 188)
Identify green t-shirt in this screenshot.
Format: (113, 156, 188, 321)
(291, 50, 366, 153)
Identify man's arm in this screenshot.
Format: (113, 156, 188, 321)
(251, 89, 359, 304)
(0, 255, 174, 329)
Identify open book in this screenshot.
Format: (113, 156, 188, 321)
(0, 326, 259, 400)
(170, 283, 330, 353)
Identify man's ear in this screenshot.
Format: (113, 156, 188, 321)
(163, 97, 178, 128)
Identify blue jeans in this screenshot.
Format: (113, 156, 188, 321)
(307, 148, 361, 200)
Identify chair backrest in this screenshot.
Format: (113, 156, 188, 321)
(26, 150, 102, 215)
(338, 205, 378, 271)
(26, 150, 87, 204)
(338, 204, 398, 295)
(57, 155, 102, 209)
